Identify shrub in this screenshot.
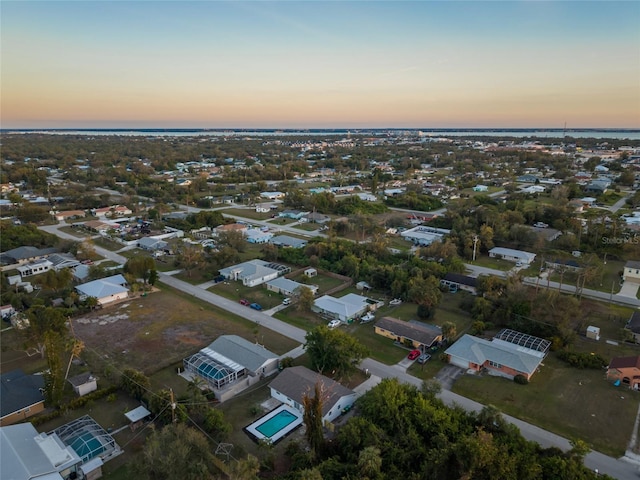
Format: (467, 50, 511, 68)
(514, 375, 529, 385)
(557, 350, 607, 369)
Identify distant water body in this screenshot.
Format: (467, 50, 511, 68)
(4, 128, 640, 140)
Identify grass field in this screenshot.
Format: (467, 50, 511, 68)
(221, 208, 275, 221)
(72, 285, 299, 375)
(467, 255, 516, 271)
(93, 236, 126, 251)
(452, 353, 640, 457)
(209, 281, 284, 310)
(547, 259, 624, 294)
(58, 226, 91, 238)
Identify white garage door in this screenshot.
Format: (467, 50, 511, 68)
(449, 355, 469, 369)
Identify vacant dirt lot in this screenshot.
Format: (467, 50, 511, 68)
(73, 287, 298, 375)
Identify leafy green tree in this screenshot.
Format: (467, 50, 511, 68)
(441, 321, 457, 342)
(304, 325, 369, 379)
(124, 256, 156, 284)
(25, 305, 68, 357)
(131, 423, 220, 480)
(43, 330, 66, 406)
(203, 407, 232, 440)
(296, 286, 315, 312)
(358, 446, 382, 479)
(302, 382, 325, 456)
(120, 368, 151, 401)
(228, 454, 260, 480)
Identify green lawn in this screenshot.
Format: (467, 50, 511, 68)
(467, 255, 515, 271)
(287, 272, 348, 295)
(93, 236, 126, 251)
(452, 353, 640, 457)
(58, 226, 90, 238)
(221, 208, 275, 221)
(208, 281, 284, 310)
(547, 259, 624, 295)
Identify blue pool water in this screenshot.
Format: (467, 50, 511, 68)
(255, 410, 298, 438)
(68, 432, 104, 460)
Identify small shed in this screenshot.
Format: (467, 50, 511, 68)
(304, 267, 317, 278)
(68, 372, 98, 396)
(125, 405, 152, 431)
(586, 326, 601, 341)
(356, 281, 371, 291)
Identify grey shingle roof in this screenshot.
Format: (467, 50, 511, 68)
(269, 366, 354, 416)
(208, 335, 278, 373)
(0, 369, 45, 418)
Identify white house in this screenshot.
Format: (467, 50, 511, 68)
(624, 261, 640, 284)
(488, 247, 536, 265)
(400, 226, 451, 246)
(245, 229, 273, 244)
(75, 274, 129, 306)
(16, 259, 53, 277)
(218, 260, 286, 287)
(269, 366, 356, 424)
(260, 191, 285, 200)
(266, 277, 318, 297)
(312, 293, 376, 323)
(473, 185, 489, 192)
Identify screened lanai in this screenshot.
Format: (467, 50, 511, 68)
(52, 415, 121, 464)
(184, 346, 246, 389)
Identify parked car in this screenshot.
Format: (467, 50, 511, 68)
(282, 298, 291, 306)
(250, 303, 262, 311)
(360, 312, 375, 323)
(239, 299, 250, 306)
(417, 353, 431, 364)
(407, 349, 421, 360)
(327, 319, 341, 329)
(389, 298, 402, 306)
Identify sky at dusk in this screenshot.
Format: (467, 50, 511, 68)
(1, 1, 639, 129)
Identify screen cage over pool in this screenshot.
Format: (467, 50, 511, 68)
(184, 347, 246, 390)
(51, 415, 121, 463)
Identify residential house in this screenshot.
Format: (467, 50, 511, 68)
(516, 174, 540, 183)
(0, 246, 57, 266)
(269, 366, 356, 424)
(67, 372, 98, 397)
(175, 178, 192, 187)
(214, 223, 248, 236)
(278, 209, 308, 220)
(445, 330, 550, 381)
(626, 311, 640, 342)
(93, 205, 132, 218)
(51, 209, 86, 222)
(473, 185, 489, 192)
(374, 317, 443, 350)
(137, 236, 169, 251)
(301, 212, 330, 224)
(83, 220, 119, 234)
(0, 423, 83, 480)
(584, 179, 611, 194)
(218, 260, 287, 287)
(488, 247, 536, 264)
(312, 293, 376, 323)
(260, 191, 285, 200)
(16, 258, 53, 277)
(607, 356, 640, 389)
(270, 235, 308, 249)
(48, 253, 81, 271)
(520, 185, 546, 194)
(440, 273, 478, 294)
(266, 277, 318, 297)
(545, 259, 583, 273)
(623, 261, 640, 284)
(400, 226, 450, 246)
(0, 369, 45, 426)
(183, 335, 279, 402)
(528, 226, 562, 242)
(255, 203, 271, 213)
(75, 274, 129, 306)
(245, 229, 273, 244)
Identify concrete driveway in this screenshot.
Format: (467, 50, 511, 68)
(435, 364, 465, 390)
(619, 282, 640, 298)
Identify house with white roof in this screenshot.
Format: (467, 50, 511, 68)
(260, 191, 285, 200)
(400, 226, 450, 246)
(218, 260, 288, 287)
(16, 258, 53, 277)
(1, 423, 83, 480)
(312, 293, 377, 323)
(269, 366, 356, 424)
(488, 247, 536, 265)
(245, 228, 273, 244)
(75, 274, 129, 306)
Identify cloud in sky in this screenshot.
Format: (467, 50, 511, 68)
(1, 1, 639, 128)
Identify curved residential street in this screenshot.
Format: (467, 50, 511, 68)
(39, 222, 640, 479)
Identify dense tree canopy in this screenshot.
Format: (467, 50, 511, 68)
(304, 325, 369, 379)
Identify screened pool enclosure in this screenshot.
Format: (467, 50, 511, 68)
(184, 346, 246, 389)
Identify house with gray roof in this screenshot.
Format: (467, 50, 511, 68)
(0, 246, 57, 266)
(137, 236, 168, 251)
(1, 423, 83, 480)
(218, 259, 286, 287)
(624, 261, 640, 285)
(183, 335, 279, 402)
(1, 369, 45, 426)
(266, 277, 318, 297)
(312, 293, 374, 323)
(48, 253, 81, 271)
(269, 366, 356, 423)
(270, 235, 308, 249)
(445, 332, 547, 380)
(374, 317, 443, 349)
(75, 274, 129, 306)
(488, 247, 536, 264)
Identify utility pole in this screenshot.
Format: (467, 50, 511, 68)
(472, 235, 479, 262)
(170, 388, 176, 423)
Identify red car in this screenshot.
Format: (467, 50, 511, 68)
(239, 299, 250, 306)
(407, 349, 421, 360)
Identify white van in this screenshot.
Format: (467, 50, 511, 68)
(282, 298, 291, 306)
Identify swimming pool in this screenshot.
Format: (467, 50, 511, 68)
(68, 432, 105, 461)
(245, 404, 303, 444)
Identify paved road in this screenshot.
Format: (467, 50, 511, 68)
(38, 222, 640, 478)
